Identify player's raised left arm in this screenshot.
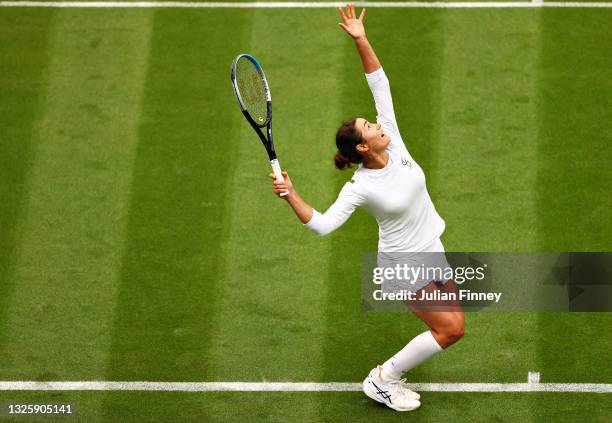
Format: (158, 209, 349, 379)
(338, 4, 380, 74)
(338, 4, 404, 149)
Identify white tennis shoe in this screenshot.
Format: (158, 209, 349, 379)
(362, 366, 421, 412)
(392, 376, 421, 400)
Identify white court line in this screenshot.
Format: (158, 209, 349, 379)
(1, 1, 612, 9)
(528, 371, 541, 384)
(1, 373, 611, 392)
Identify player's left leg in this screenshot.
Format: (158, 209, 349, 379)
(363, 280, 464, 409)
(380, 280, 464, 378)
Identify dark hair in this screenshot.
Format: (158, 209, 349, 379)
(334, 118, 363, 170)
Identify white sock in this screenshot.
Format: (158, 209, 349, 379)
(381, 331, 443, 380)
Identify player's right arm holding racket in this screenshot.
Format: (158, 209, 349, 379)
(272, 4, 371, 235)
(270, 169, 364, 236)
(270, 172, 312, 224)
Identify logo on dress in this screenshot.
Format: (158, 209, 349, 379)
(401, 157, 412, 169)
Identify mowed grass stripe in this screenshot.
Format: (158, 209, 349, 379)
(322, 9, 445, 384)
(103, 10, 250, 388)
(432, 10, 541, 387)
(207, 10, 344, 384)
(535, 9, 612, 384)
(0, 10, 53, 355)
(0, 10, 152, 384)
(434, 10, 541, 251)
(535, 10, 611, 252)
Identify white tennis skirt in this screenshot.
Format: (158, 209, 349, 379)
(377, 238, 451, 294)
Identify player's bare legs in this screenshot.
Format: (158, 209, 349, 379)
(409, 280, 465, 349)
(364, 280, 464, 410)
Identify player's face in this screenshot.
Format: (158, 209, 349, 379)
(355, 118, 390, 154)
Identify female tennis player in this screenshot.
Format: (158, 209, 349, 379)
(270, 4, 464, 412)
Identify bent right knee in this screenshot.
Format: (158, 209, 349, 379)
(433, 322, 464, 349)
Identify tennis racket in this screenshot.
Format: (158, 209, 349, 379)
(230, 54, 288, 196)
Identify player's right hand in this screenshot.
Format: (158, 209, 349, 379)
(269, 171, 293, 198)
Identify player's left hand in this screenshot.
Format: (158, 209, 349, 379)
(338, 4, 366, 40)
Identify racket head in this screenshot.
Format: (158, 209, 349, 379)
(231, 54, 271, 128)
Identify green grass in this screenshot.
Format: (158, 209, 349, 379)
(0, 8, 53, 359)
(0, 5, 611, 422)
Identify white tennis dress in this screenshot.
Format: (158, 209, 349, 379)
(305, 67, 446, 255)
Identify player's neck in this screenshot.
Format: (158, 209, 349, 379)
(363, 151, 389, 170)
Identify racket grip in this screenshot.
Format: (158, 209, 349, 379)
(270, 159, 289, 197)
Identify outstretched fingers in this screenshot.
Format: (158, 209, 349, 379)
(341, 4, 365, 22)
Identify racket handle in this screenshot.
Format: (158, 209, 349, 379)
(270, 159, 289, 197)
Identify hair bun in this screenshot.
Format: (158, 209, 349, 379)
(334, 151, 352, 170)
(335, 118, 363, 170)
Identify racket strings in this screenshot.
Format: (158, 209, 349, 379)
(236, 58, 268, 125)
